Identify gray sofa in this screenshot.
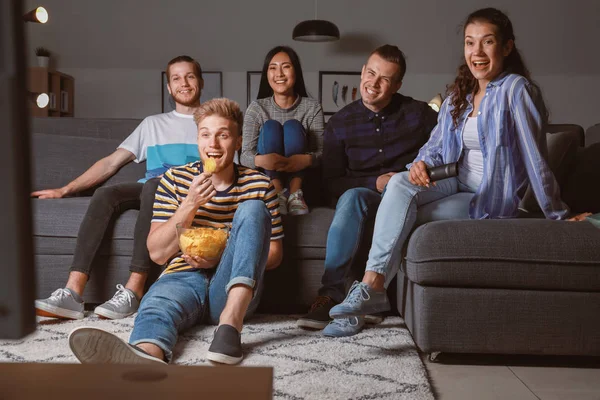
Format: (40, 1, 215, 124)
(31, 118, 600, 356)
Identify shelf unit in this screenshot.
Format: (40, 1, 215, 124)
(27, 67, 75, 117)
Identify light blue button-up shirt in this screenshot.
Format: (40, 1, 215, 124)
(408, 73, 569, 220)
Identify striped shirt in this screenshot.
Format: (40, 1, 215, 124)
(241, 96, 325, 168)
(323, 93, 438, 201)
(153, 162, 284, 274)
(409, 72, 569, 220)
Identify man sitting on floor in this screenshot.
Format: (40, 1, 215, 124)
(67, 98, 283, 365)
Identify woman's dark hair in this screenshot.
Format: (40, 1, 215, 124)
(447, 8, 534, 128)
(257, 46, 308, 99)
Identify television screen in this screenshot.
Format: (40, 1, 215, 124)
(0, 0, 36, 339)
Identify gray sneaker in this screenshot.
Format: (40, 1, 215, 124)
(35, 288, 84, 319)
(323, 317, 365, 337)
(94, 284, 140, 320)
(68, 326, 166, 365)
(329, 281, 390, 318)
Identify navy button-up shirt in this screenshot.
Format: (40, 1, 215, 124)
(322, 93, 437, 202)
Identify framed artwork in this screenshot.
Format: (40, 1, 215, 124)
(161, 71, 223, 112)
(246, 71, 262, 107)
(319, 71, 362, 115)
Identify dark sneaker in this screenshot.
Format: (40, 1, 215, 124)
(35, 288, 84, 319)
(364, 314, 385, 325)
(94, 284, 140, 319)
(297, 296, 336, 329)
(207, 324, 243, 365)
(329, 281, 390, 318)
(322, 317, 365, 337)
(68, 326, 166, 365)
(288, 189, 309, 216)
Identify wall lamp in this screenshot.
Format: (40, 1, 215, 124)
(23, 6, 48, 23)
(29, 92, 49, 108)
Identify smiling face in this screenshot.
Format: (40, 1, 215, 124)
(360, 53, 403, 113)
(197, 115, 241, 174)
(464, 20, 513, 89)
(267, 52, 296, 97)
(167, 61, 203, 108)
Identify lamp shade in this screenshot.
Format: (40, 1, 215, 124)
(293, 20, 340, 42)
(428, 93, 443, 112)
(23, 6, 49, 23)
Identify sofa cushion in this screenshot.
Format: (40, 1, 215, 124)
(32, 197, 138, 256)
(405, 219, 600, 291)
(31, 133, 146, 192)
(561, 143, 600, 213)
(31, 117, 141, 141)
(282, 207, 334, 250)
(519, 129, 580, 215)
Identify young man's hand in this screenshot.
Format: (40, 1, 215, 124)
(185, 172, 216, 207)
(376, 172, 397, 193)
(182, 254, 219, 269)
(31, 187, 68, 199)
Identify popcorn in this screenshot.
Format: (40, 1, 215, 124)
(178, 226, 228, 259)
(203, 158, 216, 174)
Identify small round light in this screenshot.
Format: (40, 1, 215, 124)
(36, 93, 49, 108)
(35, 7, 49, 23)
(428, 103, 440, 112)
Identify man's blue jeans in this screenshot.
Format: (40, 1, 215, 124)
(129, 200, 271, 362)
(257, 119, 307, 181)
(319, 188, 382, 303)
(365, 171, 474, 283)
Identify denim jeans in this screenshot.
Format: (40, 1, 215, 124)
(257, 119, 307, 182)
(129, 200, 271, 362)
(70, 178, 161, 276)
(318, 188, 382, 303)
(365, 171, 474, 283)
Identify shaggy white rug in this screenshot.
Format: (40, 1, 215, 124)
(0, 314, 434, 400)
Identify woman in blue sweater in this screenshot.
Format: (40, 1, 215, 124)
(241, 46, 324, 216)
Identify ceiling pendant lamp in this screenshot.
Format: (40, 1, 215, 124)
(293, 0, 340, 42)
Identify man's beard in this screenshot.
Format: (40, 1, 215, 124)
(172, 90, 201, 107)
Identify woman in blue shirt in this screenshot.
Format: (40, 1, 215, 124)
(328, 7, 570, 331)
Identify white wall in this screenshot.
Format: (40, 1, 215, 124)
(25, 0, 600, 130)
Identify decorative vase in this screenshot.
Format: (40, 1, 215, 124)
(37, 56, 49, 68)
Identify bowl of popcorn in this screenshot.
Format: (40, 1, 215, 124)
(176, 223, 229, 260)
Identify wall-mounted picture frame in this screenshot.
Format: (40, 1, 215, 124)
(246, 71, 262, 107)
(161, 71, 222, 112)
(319, 71, 362, 115)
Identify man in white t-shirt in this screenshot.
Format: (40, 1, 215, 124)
(33, 55, 204, 320)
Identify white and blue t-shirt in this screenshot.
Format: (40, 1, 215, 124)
(118, 111, 199, 182)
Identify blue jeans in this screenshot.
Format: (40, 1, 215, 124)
(129, 200, 271, 362)
(319, 188, 382, 303)
(257, 119, 307, 182)
(365, 171, 474, 283)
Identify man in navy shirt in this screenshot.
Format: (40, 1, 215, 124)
(297, 45, 437, 336)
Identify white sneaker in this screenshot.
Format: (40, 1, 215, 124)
(278, 190, 288, 215)
(288, 189, 309, 216)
